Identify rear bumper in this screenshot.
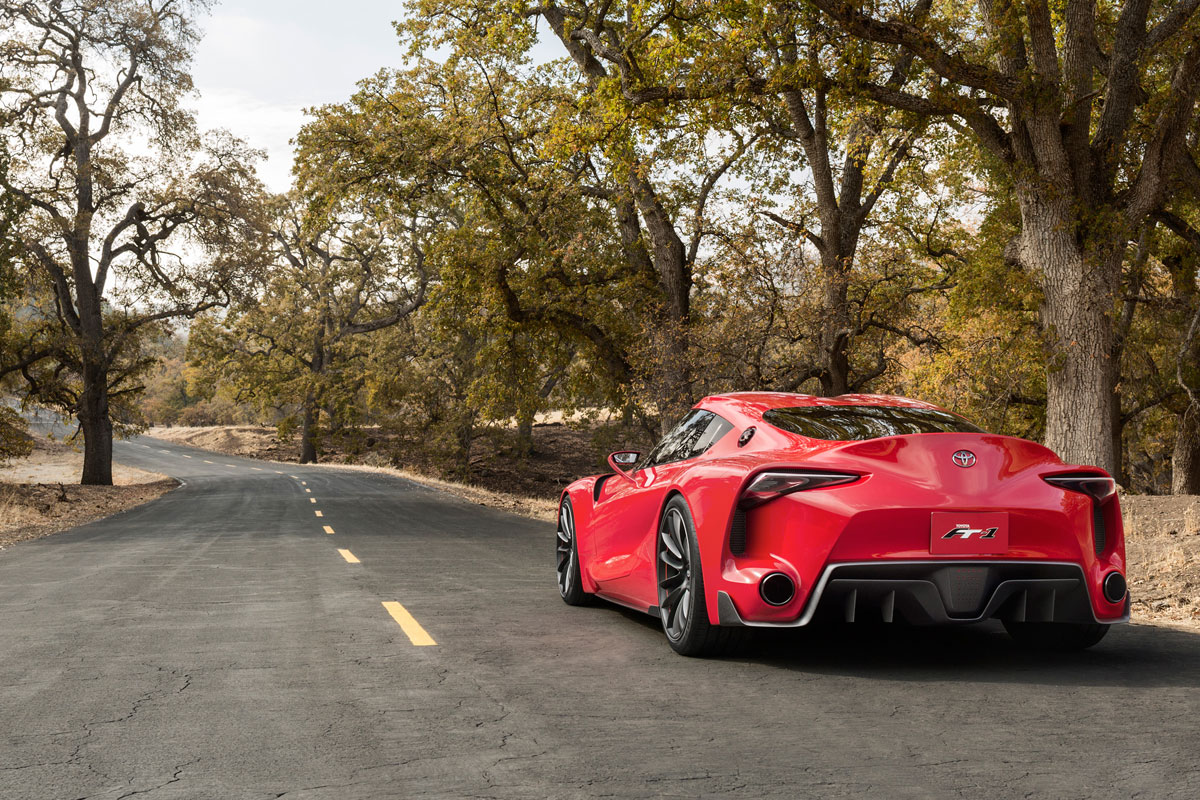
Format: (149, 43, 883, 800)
(716, 560, 1131, 628)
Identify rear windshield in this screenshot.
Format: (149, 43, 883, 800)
(762, 405, 984, 441)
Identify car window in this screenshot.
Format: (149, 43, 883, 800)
(692, 413, 734, 457)
(644, 411, 733, 468)
(644, 410, 712, 468)
(762, 405, 984, 441)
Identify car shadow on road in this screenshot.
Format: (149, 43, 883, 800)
(603, 604, 1200, 688)
(739, 620, 1200, 689)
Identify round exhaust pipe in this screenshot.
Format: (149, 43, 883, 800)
(759, 572, 796, 606)
(1102, 571, 1127, 604)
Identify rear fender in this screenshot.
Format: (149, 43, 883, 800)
(665, 463, 748, 625)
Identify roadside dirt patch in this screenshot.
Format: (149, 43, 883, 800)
(0, 431, 167, 486)
(0, 434, 177, 552)
(149, 418, 645, 500)
(1122, 494, 1200, 629)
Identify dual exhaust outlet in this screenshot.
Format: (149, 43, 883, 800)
(758, 570, 1126, 608)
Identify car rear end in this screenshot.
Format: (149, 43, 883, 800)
(711, 413, 1129, 632)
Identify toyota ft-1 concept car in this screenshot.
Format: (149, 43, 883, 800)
(555, 392, 1129, 656)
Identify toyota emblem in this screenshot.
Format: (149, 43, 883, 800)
(952, 450, 976, 468)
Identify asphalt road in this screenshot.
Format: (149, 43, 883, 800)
(1, 436, 1198, 799)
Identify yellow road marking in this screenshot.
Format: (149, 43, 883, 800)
(275, 470, 284, 474)
(382, 602, 436, 646)
(315, 510, 323, 517)
(309, 498, 316, 504)
(301, 481, 307, 486)
(182, 455, 192, 459)
(203, 460, 213, 464)
(323, 525, 335, 534)
(225, 464, 236, 469)
(290, 475, 299, 479)
(251, 467, 263, 471)
(337, 549, 360, 564)
(305, 488, 311, 493)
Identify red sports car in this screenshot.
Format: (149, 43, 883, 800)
(556, 392, 1129, 656)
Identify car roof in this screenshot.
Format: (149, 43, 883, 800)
(696, 392, 949, 423)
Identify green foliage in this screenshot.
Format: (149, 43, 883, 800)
(112, 0, 1200, 493)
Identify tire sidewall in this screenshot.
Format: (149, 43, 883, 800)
(660, 495, 711, 652)
(558, 496, 589, 605)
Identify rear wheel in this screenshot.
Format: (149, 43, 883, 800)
(556, 497, 591, 606)
(657, 496, 746, 657)
(1003, 621, 1110, 651)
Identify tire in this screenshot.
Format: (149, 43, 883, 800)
(656, 495, 747, 657)
(556, 496, 592, 606)
(1003, 620, 1110, 651)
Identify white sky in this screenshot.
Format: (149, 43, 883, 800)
(190, 1, 561, 192)
(191, 1, 406, 191)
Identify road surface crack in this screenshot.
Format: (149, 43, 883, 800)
(115, 757, 198, 799)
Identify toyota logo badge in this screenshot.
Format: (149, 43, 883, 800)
(952, 450, 976, 468)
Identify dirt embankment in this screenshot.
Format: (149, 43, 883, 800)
(1121, 495, 1200, 628)
(0, 433, 176, 551)
(148, 419, 619, 500)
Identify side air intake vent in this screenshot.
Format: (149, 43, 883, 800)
(729, 509, 747, 555)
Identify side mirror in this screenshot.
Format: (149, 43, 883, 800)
(608, 450, 641, 481)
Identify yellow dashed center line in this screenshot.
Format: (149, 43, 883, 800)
(309, 498, 316, 504)
(225, 464, 236, 469)
(275, 470, 284, 474)
(203, 460, 213, 464)
(301, 481, 307, 486)
(323, 525, 335, 534)
(382, 602, 436, 646)
(182, 455, 192, 459)
(290, 475, 299, 479)
(337, 549, 360, 564)
(251, 467, 263, 471)
(314, 510, 323, 517)
(305, 488, 311, 493)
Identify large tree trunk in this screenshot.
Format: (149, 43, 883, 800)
(818, 252, 852, 396)
(629, 174, 694, 432)
(78, 362, 113, 486)
(1016, 191, 1118, 473)
(1174, 405, 1200, 495)
(299, 394, 319, 464)
(515, 412, 534, 457)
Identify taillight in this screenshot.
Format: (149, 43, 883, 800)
(1043, 474, 1117, 501)
(739, 470, 859, 509)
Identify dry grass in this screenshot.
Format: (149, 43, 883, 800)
(0, 481, 178, 551)
(0, 433, 177, 552)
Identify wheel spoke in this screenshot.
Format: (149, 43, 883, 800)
(659, 550, 684, 571)
(661, 527, 683, 559)
(659, 571, 685, 591)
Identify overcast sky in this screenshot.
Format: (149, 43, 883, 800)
(190, 2, 560, 192)
(190, 1, 407, 191)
